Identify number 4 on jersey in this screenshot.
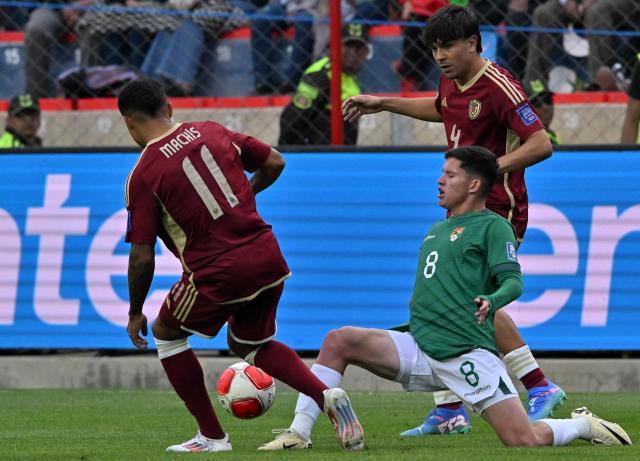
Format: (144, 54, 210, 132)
(449, 124, 461, 148)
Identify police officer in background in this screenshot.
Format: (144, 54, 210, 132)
(0, 93, 42, 148)
(526, 80, 560, 145)
(278, 24, 370, 145)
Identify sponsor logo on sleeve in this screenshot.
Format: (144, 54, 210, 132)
(506, 241, 518, 261)
(516, 103, 539, 126)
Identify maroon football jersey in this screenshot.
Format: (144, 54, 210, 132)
(125, 121, 290, 302)
(435, 60, 545, 239)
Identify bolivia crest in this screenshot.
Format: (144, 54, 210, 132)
(468, 99, 481, 119)
(450, 227, 465, 241)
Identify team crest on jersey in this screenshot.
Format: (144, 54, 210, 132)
(468, 100, 481, 119)
(450, 227, 465, 241)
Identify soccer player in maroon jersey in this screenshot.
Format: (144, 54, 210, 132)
(118, 79, 364, 453)
(342, 5, 563, 436)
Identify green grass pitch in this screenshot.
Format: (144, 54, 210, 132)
(1, 390, 638, 460)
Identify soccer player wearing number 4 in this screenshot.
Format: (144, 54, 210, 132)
(260, 146, 631, 450)
(119, 79, 362, 453)
(341, 4, 561, 436)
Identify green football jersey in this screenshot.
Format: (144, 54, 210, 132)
(409, 209, 521, 360)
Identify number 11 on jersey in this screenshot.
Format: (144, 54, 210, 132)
(182, 145, 240, 220)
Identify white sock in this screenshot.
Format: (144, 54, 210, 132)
(154, 337, 190, 359)
(538, 418, 589, 446)
(290, 364, 342, 440)
(503, 345, 539, 379)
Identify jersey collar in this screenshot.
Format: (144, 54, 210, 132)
(455, 59, 491, 93)
(144, 122, 183, 150)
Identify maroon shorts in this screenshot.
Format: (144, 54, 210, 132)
(158, 273, 285, 343)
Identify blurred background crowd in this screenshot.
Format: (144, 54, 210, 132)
(0, 0, 638, 146)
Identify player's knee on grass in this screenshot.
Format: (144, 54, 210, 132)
(484, 399, 541, 447)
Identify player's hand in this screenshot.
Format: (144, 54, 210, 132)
(342, 95, 383, 123)
(127, 312, 149, 349)
(474, 297, 490, 325)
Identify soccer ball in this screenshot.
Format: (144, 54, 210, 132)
(217, 362, 276, 419)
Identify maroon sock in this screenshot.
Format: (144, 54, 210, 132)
(161, 349, 225, 439)
(254, 340, 328, 410)
(520, 368, 548, 390)
(437, 402, 462, 411)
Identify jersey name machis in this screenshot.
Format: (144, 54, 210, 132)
(159, 126, 202, 158)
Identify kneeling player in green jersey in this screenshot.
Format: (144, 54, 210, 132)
(259, 146, 632, 450)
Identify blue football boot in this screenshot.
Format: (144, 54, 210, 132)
(527, 379, 568, 421)
(400, 406, 471, 437)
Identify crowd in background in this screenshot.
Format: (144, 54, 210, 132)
(0, 1, 639, 145)
(1, 0, 638, 97)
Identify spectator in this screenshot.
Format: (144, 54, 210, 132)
(394, 0, 447, 91)
(77, 0, 242, 78)
(525, 0, 640, 89)
(621, 53, 640, 143)
(524, 0, 592, 88)
(526, 79, 560, 144)
(0, 93, 42, 148)
(251, 0, 319, 95)
(24, 0, 92, 99)
(583, 0, 640, 87)
(140, 0, 247, 96)
(501, 0, 545, 80)
(76, 1, 160, 69)
(278, 23, 369, 145)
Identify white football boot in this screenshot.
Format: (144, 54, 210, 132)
(257, 428, 312, 451)
(571, 407, 632, 445)
(323, 388, 365, 451)
(165, 432, 232, 453)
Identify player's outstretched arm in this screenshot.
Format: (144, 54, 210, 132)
(497, 129, 552, 173)
(127, 243, 155, 349)
(342, 95, 442, 123)
(251, 148, 285, 195)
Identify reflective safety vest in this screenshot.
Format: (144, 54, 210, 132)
(0, 130, 26, 148)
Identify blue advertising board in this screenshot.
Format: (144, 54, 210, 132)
(0, 150, 638, 350)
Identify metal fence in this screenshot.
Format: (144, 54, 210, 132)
(0, 0, 638, 147)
